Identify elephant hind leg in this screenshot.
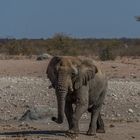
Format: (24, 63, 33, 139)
(65, 101, 73, 130)
(96, 113, 105, 133)
(87, 105, 101, 136)
(87, 108, 105, 133)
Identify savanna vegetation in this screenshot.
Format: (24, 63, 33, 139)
(0, 33, 140, 60)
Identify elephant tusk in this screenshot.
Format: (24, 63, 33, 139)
(72, 65, 78, 75)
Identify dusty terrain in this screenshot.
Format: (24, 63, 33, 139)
(0, 58, 139, 140)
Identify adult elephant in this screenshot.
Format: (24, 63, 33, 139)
(46, 56, 107, 136)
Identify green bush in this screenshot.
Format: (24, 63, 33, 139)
(0, 36, 139, 58)
(99, 47, 116, 61)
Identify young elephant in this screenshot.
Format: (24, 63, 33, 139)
(46, 56, 107, 136)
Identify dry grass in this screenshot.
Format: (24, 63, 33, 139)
(0, 35, 140, 60)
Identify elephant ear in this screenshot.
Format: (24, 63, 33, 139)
(46, 56, 60, 88)
(73, 60, 98, 90)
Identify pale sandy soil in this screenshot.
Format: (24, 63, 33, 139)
(0, 58, 139, 140)
(0, 58, 139, 79)
(0, 121, 139, 140)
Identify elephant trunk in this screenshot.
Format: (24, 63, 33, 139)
(52, 71, 68, 124)
(56, 89, 66, 124)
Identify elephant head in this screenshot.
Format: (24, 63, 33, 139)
(46, 56, 98, 124)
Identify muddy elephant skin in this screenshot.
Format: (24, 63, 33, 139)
(46, 56, 107, 136)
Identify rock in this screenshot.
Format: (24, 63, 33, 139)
(112, 94, 117, 97)
(7, 111, 10, 113)
(137, 92, 140, 96)
(134, 104, 138, 108)
(101, 113, 105, 116)
(82, 113, 88, 119)
(136, 118, 140, 122)
(36, 53, 52, 61)
(19, 106, 56, 121)
(131, 136, 135, 139)
(133, 75, 137, 79)
(130, 92, 135, 96)
(137, 113, 140, 117)
(109, 124, 115, 128)
(127, 119, 134, 123)
(19, 109, 35, 121)
(116, 113, 121, 117)
(20, 98, 26, 102)
(122, 76, 126, 79)
(5, 85, 13, 89)
(130, 74, 136, 79)
(111, 65, 117, 69)
(128, 109, 134, 114)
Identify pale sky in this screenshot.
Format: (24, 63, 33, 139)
(0, 0, 140, 38)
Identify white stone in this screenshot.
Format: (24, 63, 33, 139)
(128, 109, 134, 113)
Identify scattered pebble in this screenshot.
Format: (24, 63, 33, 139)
(0, 77, 139, 123)
(128, 109, 134, 114)
(109, 124, 115, 128)
(131, 136, 135, 139)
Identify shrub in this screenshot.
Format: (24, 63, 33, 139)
(99, 47, 116, 61)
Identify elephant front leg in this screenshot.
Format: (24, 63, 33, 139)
(65, 101, 73, 130)
(68, 102, 88, 134)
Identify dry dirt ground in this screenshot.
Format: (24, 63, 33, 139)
(0, 58, 139, 140)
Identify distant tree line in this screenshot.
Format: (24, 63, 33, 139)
(0, 33, 140, 60)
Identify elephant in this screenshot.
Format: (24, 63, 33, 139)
(46, 56, 107, 136)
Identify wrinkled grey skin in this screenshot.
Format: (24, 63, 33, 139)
(46, 56, 107, 136)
